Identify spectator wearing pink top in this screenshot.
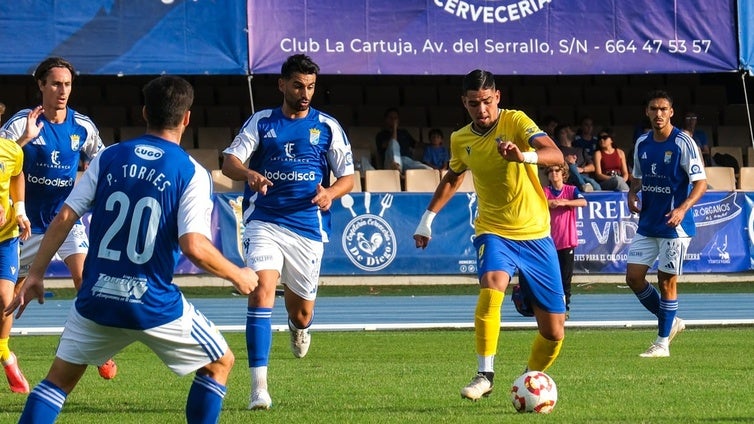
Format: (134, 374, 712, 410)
(543, 163, 587, 318)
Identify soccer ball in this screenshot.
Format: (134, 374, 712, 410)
(510, 371, 558, 414)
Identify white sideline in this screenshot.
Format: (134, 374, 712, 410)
(13, 319, 754, 336)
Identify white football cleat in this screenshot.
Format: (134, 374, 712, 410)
(639, 343, 670, 358)
(669, 317, 686, 342)
(290, 325, 311, 358)
(248, 389, 272, 410)
(460, 373, 493, 400)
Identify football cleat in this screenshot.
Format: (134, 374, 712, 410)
(668, 317, 686, 342)
(639, 343, 670, 358)
(289, 325, 311, 358)
(3, 353, 29, 393)
(98, 358, 118, 380)
(460, 373, 493, 400)
(248, 389, 272, 410)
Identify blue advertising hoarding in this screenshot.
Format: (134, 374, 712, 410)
(0, 0, 248, 75)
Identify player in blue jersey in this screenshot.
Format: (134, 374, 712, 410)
(222, 54, 355, 410)
(626, 90, 707, 358)
(5, 75, 258, 424)
(0, 57, 117, 379)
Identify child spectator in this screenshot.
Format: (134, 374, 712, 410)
(422, 128, 450, 170)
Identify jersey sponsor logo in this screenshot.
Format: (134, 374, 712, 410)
(263, 169, 316, 182)
(309, 128, 321, 145)
(284, 142, 295, 158)
(26, 174, 74, 187)
(642, 184, 671, 194)
(51, 150, 61, 166)
(689, 164, 703, 175)
(92, 273, 148, 302)
(134, 144, 165, 161)
(341, 194, 397, 271)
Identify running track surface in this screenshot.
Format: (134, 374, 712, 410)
(11, 293, 754, 335)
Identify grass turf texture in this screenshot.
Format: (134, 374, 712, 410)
(0, 327, 751, 423)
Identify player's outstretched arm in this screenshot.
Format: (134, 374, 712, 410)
(179, 232, 258, 295)
(5, 204, 80, 318)
(413, 169, 462, 249)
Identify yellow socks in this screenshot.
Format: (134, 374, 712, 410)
(527, 332, 563, 372)
(475, 288, 504, 356)
(0, 337, 10, 363)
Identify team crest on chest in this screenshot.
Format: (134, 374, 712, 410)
(70, 134, 80, 151)
(309, 128, 320, 145)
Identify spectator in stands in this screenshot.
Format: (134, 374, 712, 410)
(681, 111, 711, 166)
(544, 162, 587, 319)
(0, 102, 5, 125)
(574, 115, 599, 157)
(0, 57, 116, 382)
(554, 124, 600, 191)
(375, 107, 431, 172)
(540, 115, 559, 140)
(592, 128, 630, 191)
(422, 128, 449, 170)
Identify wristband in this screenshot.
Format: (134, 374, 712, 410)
(414, 210, 436, 238)
(14, 201, 26, 217)
(522, 151, 539, 164)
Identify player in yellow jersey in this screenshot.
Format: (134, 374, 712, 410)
(413, 69, 566, 401)
(0, 137, 31, 393)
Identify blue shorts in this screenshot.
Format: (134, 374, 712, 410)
(0, 237, 20, 282)
(474, 234, 566, 314)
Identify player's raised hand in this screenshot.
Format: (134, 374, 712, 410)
(20, 106, 45, 144)
(4, 274, 46, 319)
(496, 140, 524, 162)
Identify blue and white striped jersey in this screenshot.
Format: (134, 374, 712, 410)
(65, 136, 213, 330)
(632, 127, 707, 238)
(0, 107, 102, 233)
(224, 107, 353, 242)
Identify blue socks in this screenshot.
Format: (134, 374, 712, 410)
(19, 379, 66, 424)
(635, 283, 661, 316)
(246, 307, 273, 367)
(658, 299, 678, 338)
(186, 373, 227, 424)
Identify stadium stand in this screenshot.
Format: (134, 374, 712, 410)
(404, 169, 441, 192)
(704, 166, 736, 191)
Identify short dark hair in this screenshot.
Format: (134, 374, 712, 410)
(281, 54, 320, 80)
(428, 128, 444, 139)
(645, 90, 673, 107)
(383, 107, 399, 118)
(142, 76, 194, 130)
(462, 69, 496, 94)
(34, 57, 76, 84)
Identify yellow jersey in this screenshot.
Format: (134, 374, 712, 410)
(0, 138, 23, 242)
(449, 109, 549, 240)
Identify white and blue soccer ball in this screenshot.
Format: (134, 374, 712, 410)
(510, 371, 558, 414)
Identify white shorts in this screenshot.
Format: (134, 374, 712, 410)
(19, 223, 89, 277)
(243, 220, 323, 301)
(56, 296, 228, 377)
(627, 234, 691, 275)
